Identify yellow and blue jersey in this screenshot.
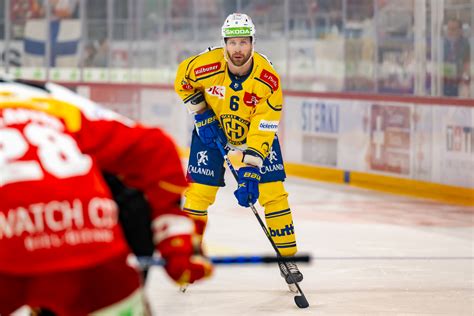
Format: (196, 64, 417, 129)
(175, 47, 283, 161)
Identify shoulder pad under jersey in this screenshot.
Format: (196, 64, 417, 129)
(190, 48, 225, 79)
(199, 46, 221, 54)
(253, 55, 280, 92)
(256, 52, 274, 66)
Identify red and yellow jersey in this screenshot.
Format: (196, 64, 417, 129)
(0, 83, 188, 275)
(175, 47, 283, 161)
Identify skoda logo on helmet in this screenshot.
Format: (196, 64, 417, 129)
(221, 13, 256, 39)
(224, 27, 252, 37)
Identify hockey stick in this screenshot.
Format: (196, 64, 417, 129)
(137, 254, 311, 268)
(215, 141, 309, 309)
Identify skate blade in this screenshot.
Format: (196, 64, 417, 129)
(288, 283, 298, 293)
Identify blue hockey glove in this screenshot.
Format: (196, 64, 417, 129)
(234, 166, 261, 207)
(194, 109, 227, 149)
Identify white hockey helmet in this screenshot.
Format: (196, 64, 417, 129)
(0, 76, 49, 101)
(221, 13, 256, 68)
(221, 13, 255, 41)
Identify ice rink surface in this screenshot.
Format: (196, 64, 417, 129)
(147, 175, 474, 316)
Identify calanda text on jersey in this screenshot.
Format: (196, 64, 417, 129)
(175, 47, 283, 161)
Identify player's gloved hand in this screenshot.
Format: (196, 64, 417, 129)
(234, 166, 261, 207)
(155, 215, 212, 285)
(194, 108, 228, 149)
(159, 234, 213, 285)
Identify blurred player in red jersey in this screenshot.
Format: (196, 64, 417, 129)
(0, 79, 212, 315)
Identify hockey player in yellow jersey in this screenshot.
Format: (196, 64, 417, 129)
(175, 13, 303, 287)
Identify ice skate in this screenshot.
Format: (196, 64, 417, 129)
(279, 261, 303, 293)
(179, 283, 189, 293)
(279, 261, 303, 284)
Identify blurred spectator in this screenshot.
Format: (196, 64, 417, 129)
(197, 0, 220, 18)
(81, 42, 97, 67)
(92, 38, 109, 67)
(78, 39, 109, 68)
(10, 0, 43, 38)
(11, 0, 43, 20)
(443, 18, 471, 97)
(50, 0, 79, 19)
(33, 0, 79, 19)
(172, 0, 192, 18)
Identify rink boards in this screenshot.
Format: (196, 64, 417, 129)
(27, 81, 474, 205)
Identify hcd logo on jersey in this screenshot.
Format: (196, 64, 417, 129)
(243, 92, 261, 107)
(197, 150, 208, 166)
(194, 62, 221, 77)
(205, 86, 225, 99)
(220, 114, 250, 145)
(259, 69, 279, 90)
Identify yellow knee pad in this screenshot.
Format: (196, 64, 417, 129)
(259, 182, 297, 256)
(183, 183, 219, 235)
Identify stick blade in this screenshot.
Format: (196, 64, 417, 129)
(294, 295, 309, 308)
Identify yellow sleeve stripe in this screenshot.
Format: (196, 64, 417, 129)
(183, 208, 208, 217)
(183, 92, 201, 103)
(254, 77, 274, 92)
(184, 54, 201, 75)
(267, 99, 282, 111)
(195, 70, 225, 82)
(246, 147, 266, 160)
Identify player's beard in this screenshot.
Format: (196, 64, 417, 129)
(229, 51, 252, 67)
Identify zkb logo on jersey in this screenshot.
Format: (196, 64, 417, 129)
(205, 86, 225, 99)
(197, 151, 208, 166)
(220, 114, 250, 145)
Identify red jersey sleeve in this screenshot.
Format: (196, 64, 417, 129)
(77, 114, 188, 220)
